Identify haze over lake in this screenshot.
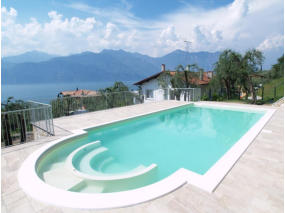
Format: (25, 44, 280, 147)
(2, 81, 136, 104)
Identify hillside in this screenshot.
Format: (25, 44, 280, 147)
(261, 77, 284, 101)
(2, 51, 58, 63)
(2, 49, 220, 84)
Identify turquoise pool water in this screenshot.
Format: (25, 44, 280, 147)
(37, 104, 264, 193)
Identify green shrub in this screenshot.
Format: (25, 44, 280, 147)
(217, 96, 224, 101)
(212, 93, 218, 101)
(201, 95, 209, 101)
(255, 100, 265, 105)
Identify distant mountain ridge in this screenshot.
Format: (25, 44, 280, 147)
(2, 51, 58, 63)
(2, 49, 220, 84)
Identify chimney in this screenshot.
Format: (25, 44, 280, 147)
(161, 64, 165, 72)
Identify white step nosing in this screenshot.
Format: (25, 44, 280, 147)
(97, 157, 114, 172)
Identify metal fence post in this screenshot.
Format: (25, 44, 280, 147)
(274, 87, 277, 100)
(3, 114, 12, 146)
(17, 113, 26, 143)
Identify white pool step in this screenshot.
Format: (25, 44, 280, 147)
(43, 167, 84, 191)
(78, 183, 105, 193)
(66, 140, 158, 181)
(49, 162, 65, 170)
(43, 168, 105, 193)
(97, 157, 114, 172)
(78, 146, 109, 174)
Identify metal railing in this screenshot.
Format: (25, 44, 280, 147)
(167, 88, 201, 101)
(1, 101, 54, 148)
(50, 91, 144, 118)
(28, 101, 55, 136)
(157, 88, 201, 102)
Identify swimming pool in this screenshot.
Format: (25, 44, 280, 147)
(18, 102, 275, 209)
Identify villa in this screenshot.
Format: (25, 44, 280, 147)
(134, 64, 213, 102)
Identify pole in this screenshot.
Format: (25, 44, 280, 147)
(184, 41, 191, 65)
(274, 87, 277, 100)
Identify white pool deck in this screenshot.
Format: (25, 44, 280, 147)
(2, 100, 284, 213)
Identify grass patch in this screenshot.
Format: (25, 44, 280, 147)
(258, 77, 284, 102)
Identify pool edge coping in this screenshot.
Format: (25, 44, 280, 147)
(17, 102, 276, 209)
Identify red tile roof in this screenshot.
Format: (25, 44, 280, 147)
(134, 71, 213, 86)
(59, 89, 98, 97)
(190, 72, 212, 85)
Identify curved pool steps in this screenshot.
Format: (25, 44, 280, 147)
(97, 156, 114, 172)
(71, 163, 157, 181)
(66, 140, 101, 170)
(79, 146, 108, 174)
(66, 140, 158, 181)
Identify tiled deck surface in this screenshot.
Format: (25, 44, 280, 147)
(2, 101, 284, 213)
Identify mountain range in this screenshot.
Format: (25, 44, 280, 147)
(2, 49, 221, 84)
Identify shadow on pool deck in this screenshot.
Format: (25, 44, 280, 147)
(1, 101, 283, 213)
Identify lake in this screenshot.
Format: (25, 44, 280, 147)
(1, 81, 136, 104)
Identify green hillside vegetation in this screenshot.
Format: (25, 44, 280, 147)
(207, 51, 283, 104)
(258, 77, 284, 102)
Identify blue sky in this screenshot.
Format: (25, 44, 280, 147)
(2, 0, 235, 22)
(1, 0, 284, 67)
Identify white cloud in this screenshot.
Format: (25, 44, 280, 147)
(257, 34, 284, 51)
(2, 7, 17, 27)
(1, 7, 98, 56)
(48, 11, 62, 20)
(1, 0, 284, 60)
(67, 2, 140, 28)
(104, 23, 118, 39)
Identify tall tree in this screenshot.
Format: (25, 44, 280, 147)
(175, 64, 199, 88)
(214, 49, 242, 99)
(241, 49, 264, 104)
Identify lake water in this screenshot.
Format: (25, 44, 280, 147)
(1, 81, 136, 104)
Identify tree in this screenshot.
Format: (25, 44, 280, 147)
(268, 55, 284, 79)
(157, 71, 171, 89)
(174, 64, 199, 88)
(241, 49, 264, 104)
(99, 81, 130, 108)
(1, 97, 28, 112)
(100, 81, 129, 93)
(214, 49, 242, 99)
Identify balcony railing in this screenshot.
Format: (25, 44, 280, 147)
(50, 91, 144, 118)
(1, 101, 54, 148)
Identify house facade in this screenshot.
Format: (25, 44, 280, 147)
(134, 64, 213, 102)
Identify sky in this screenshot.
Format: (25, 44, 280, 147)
(1, 0, 284, 66)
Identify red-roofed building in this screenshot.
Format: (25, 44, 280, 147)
(58, 89, 98, 98)
(134, 64, 213, 102)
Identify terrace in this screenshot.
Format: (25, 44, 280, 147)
(2, 100, 283, 213)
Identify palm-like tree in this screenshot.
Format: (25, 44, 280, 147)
(175, 64, 199, 88)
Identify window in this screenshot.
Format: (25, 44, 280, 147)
(146, 89, 154, 98)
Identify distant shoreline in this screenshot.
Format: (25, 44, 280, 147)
(1, 81, 136, 104)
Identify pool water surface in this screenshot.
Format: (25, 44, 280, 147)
(36, 104, 264, 193)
